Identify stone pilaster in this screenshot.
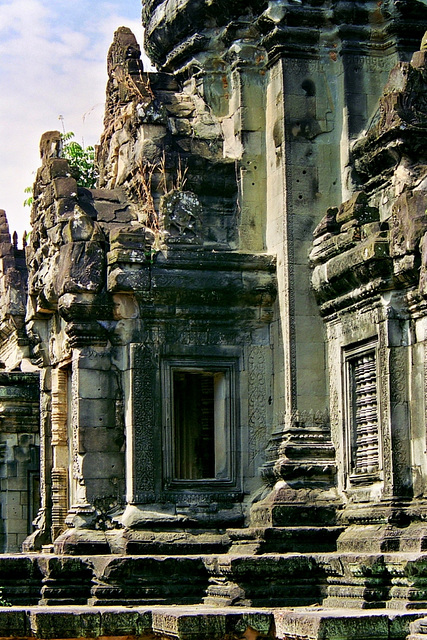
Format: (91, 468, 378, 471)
(50, 367, 69, 540)
(53, 330, 124, 554)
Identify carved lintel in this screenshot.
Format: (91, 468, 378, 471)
(65, 322, 108, 347)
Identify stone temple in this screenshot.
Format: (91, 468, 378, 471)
(5, 0, 427, 638)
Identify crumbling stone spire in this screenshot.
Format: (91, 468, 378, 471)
(107, 25, 144, 79)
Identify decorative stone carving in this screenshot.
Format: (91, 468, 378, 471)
(51, 467, 68, 540)
(50, 368, 67, 447)
(350, 351, 380, 477)
(130, 343, 157, 502)
(161, 190, 203, 245)
(248, 346, 267, 471)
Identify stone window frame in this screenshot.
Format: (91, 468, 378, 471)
(343, 338, 382, 487)
(161, 356, 238, 491)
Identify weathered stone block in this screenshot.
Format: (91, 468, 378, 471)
(78, 370, 114, 399)
(336, 191, 379, 226)
(58, 292, 112, 321)
(151, 610, 234, 640)
(81, 451, 124, 479)
(391, 191, 427, 256)
(312, 235, 391, 302)
(57, 242, 105, 295)
(0, 556, 42, 605)
(80, 426, 124, 453)
(169, 117, 192, 136)
(78, 398, 115, 428)
(53, 529, 110, 556)
(107, 247, 149, 264)
(48, 158, 70, 179)
(91, 556, 209, 605)
(100, 608, 152, 636)
(94, 201, 122, 222)
(7, 518, 29, 534)
(29, 609, 101, 638)
(64, 320, 109, 347)
(55, 195, 76, 216)
(107, 265, 151, 291)
(78, 353, 112, 371)
(274, 610, 390, 640)
(53, 176, 78, 199)
(90, 188, 127, 203)
(109, 225, 152, 249)
(0, 609, 28, 638)
(37, 556, 93, 605)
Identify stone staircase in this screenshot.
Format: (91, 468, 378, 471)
(2, 547, 427, 611)
(3, 531, 427, 639)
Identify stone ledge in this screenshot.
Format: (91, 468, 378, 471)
(274, 608, 427, 640)
(0, 605, 272, 639)
(0, 605, 425, 640)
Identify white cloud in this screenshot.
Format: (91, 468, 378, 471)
(0, 0, 151, 240)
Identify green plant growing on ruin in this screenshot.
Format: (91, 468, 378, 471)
(23, 186, 33, 208)
(24, 132, 98, 207)
(61, 131, 98, 189)
(0, 587, 12, 607)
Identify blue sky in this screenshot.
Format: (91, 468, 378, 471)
(0, 0, 153, 241)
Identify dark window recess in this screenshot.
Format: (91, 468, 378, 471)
(173, 371, 220, 480)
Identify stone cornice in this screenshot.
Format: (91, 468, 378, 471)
(141, 0, 427, 71)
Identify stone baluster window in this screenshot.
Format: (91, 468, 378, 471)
(345, 342, 380, 483)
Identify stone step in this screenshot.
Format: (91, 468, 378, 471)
(0, 604, 424, 640)
(227, 526, 345, 553)
(4, 550, 427, 611)
(409, 616, 427, 640)
(54, 527, 232, 556)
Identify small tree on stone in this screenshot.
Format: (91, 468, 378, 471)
(61, 131, 98, 189)
(24, 132, 98, 207)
